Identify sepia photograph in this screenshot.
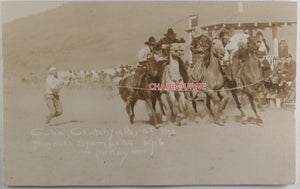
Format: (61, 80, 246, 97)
(1, 0, 297, 186)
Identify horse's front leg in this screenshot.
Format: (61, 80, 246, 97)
(178, 91, 187, 118)
(246, 92, 263, 124)
(145, 99, 158, 127)
(157, 94, 168, 123)
(230, 89, 247, 122)
(217, 89, 229, 112)
(192, 100, 197, 113)
(204, 93, 224, 126)
(130, 101, 137, 124)
(126, 97, 136, 124)
(168, 91, 183, 126)
(166, 91, 176, 120)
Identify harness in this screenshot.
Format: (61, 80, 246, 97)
(167, 67, 183, 83)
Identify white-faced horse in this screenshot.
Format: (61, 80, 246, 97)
(161, 43, 187, 126)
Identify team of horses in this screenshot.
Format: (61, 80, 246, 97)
(119, 30, 267, 128)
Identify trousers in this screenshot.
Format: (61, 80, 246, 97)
(45, 94, 63, 124)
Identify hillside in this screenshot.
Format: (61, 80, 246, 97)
(2, 1, 297, 78)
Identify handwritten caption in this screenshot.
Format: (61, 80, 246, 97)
(30, 127, 176, 164)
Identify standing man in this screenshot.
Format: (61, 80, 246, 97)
(256, 31, 269, 58)
(45, 67, 65, 124)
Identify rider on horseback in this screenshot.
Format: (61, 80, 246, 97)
(158, 28, 188, 83)
(131, 36, 168, 96)
(131, 36, 157, 93)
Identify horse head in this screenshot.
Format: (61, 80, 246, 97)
(247, 35, 260, 55)
(145, 55, 168, 80)
(190, 34, 211, 55)
(211, 38, 225, 60)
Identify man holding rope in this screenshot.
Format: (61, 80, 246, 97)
(45, 67, 66, 125)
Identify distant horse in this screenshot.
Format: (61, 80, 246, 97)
(119, 57, 167, 127)
(188, 33, 228, 125)
(161, 43, 188, 126)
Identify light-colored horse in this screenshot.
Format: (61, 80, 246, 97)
(161, 43, 187, 126)
(188, 34, 228, 125)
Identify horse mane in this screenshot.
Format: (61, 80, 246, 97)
(192, 34, 212, 66)
(189, 34, 213, 82)
(178, 57, 189, 83)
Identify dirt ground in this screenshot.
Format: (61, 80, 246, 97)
(3, 84, 296, 186)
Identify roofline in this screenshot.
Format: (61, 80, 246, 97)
(200, 22, 297, 31)
(186, 21, 297, 32)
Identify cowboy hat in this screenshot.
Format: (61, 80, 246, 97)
(48, 67, 57, 73)
(164, 28, 176, 38)
(192, 27, 209, 38)
(145, 36, 156, 45)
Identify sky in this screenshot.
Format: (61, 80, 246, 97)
(1, 1, 65, 24)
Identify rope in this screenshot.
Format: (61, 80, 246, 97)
(94, 78, 264, 92)
(212, 78, 264, 92)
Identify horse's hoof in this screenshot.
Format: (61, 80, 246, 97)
(241, 116, 248, 125)
(219, 115, 227, 121)
(154, 124, 160, 129)
(215, 119, 225, 126)
(162, 115, 167, 122)
(242, 116, 248, 121)
(256, 118, 263, 124)
(195, 116, 201, 123)
(199, 112, 206, 118)
(178, 113, 184, 119)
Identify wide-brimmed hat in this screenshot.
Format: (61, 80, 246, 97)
(145, 36, 156, 45)
(192, 27, 209, 38)
(256, 31, 263, 37)
(164, 28, 176, 38)
(215, 28, 229, 39)
(48, 67, 57, 73)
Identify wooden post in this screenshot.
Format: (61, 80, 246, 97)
(272, 25, 279, 57)
(188, 15, 198, 65)
(188, 20, 193, 65)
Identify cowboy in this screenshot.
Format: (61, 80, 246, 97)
(157, 28, 186, 61)
(159, 28, 188, 83)
(131, 36, 157, 94)
(159, 28, 185, 46)
(45, 67, 65, 124)
(216, 28, 230, 47)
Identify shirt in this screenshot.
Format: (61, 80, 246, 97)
(138, 46, 151, 63)
(45, 75, 62, 95)
(258, 41, 268, 54)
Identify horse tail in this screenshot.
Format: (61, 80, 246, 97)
(118, 75, 133, 103)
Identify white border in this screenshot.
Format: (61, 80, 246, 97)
(0, 0, 299, 188)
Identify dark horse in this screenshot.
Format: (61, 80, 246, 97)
(226, 36, 265, 124)
(188, 33, 229, 125)
(119, 57, 167, 127)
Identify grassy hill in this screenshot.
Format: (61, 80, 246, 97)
(2, 1, 297, 78)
